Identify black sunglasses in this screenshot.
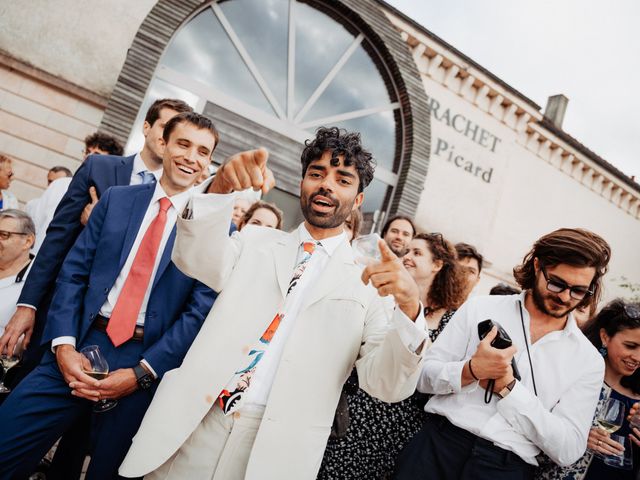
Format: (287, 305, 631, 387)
(541, 266, 593, 300)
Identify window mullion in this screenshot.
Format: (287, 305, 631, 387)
(211, 3, 287, 120)
(293, 33, 364, 123)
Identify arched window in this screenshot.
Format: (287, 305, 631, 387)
(126, 0, 406, 230)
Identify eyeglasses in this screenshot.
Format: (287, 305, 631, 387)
(541, 266, 593, 300)
(0, 230, 28, 240)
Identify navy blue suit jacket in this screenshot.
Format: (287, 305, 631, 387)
(42, 184, 216, 377)
(18, 154, 135, 308)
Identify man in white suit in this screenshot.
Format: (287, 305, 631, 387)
(120, 127, 428, 480)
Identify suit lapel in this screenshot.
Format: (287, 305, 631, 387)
(151, 227, 176, 290)
(300, 239, 354, 311)
(118, 186, 155, 269)
(270, 233, 300, 299)
(116, 155, 135, 186)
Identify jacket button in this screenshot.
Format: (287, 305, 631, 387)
(89, 313, 94, 319)
(104, 288, 109, 293)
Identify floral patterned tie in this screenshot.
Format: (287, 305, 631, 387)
(218, 241, 318, 414)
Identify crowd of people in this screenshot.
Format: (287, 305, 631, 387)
(0, 98, 638, 480)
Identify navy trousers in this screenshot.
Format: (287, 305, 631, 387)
(394, 414, 534, 480)
(0, 329, 154, 480)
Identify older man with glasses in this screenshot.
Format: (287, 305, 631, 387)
(0, 210, 35, 335)
(395, 228, 611, 480)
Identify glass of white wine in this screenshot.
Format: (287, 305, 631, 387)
(593, 398, 625, 458)
(0, 338, 25, 393)
(80, 345, 117, 413)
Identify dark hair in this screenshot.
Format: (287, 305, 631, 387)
(144, 98, 193, 126)
(582, 299, 640, 395)
(49, 166, 72, 177)
(300, 127, 375, 193)
(413, 233, 467, 311)
(513, 228, 611, 312)
(238, 200, 284, 230)
(0, 209, 36, 237)
(346, 208, 363, 242)
(83, 132, 124, 156)
(455, 242, 484, 273)
(489, 283, 521, 296)
(162, 112, 220, 155)
(381, 214, 416, 238)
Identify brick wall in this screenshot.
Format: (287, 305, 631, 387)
(0, 59, 106, 207)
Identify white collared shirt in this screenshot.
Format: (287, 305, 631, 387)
(420, 292, 604, 467)
(131, 153, 162, 185)
(52, 182, 191, 354)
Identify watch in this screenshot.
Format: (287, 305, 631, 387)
(496, 379, 517, 399)
(133, 363, 154, 390)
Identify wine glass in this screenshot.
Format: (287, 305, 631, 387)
(80, 345, 117, 413)
(352, 233, 382, 266)
(593, 398, 625, 458)
(603, 434, 633, 470)
(0, 338, 24, 393)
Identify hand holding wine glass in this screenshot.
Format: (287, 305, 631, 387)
(589, 398, 626, 457)
(80, 345, 118, 413)
(0, 336, 24, 393)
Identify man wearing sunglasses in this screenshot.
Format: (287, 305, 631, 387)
(395, 228, 611, 480)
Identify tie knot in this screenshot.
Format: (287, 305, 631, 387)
(139, 171, 156, 184)
(302, 241, 318, 255)
(159, 197, 171, 212)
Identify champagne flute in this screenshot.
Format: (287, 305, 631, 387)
(80, 345, 117, 413)
(592, 398, 625, 458)
(0, 337, 25, 393)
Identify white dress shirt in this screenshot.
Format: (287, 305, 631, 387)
(52, 182, 191, 357)
(0, 259, 33, 335)
(420, 292, 604, 467)
(190, 192, 427, 412)
(26, 177, 72, 254)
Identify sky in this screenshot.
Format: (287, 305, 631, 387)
(386, 0, 640, 181)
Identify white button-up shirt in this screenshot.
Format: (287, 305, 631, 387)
(419, 292, 604, 467)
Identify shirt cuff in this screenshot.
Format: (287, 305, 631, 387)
(391, 304, 428, 353)
(496, 380, 532, 422)
(51, 336, 76, 353)
(183, 191, 235, 220)
(16, 303, 37, 311)
(140, 359, 158, 379)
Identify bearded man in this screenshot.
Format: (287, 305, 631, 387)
(120, 127, 427, 480)
(395, 228, 611, 480)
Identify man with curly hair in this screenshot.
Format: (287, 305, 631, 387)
(120, 127, 428, 480)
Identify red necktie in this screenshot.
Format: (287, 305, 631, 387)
(107, 197, 172, 347)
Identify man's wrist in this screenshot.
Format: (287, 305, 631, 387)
(496, 378, 517, 398)
(55, 344, 75, 355)
(398, 300, 420, 321)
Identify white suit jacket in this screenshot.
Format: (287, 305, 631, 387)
(120, 194, 425, 479)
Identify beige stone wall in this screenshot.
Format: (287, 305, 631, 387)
(0, 64, 105, 206)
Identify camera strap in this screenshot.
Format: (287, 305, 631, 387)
(518, 300, 538, 396)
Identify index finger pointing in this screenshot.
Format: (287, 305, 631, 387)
(378, 239, 397, 263)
